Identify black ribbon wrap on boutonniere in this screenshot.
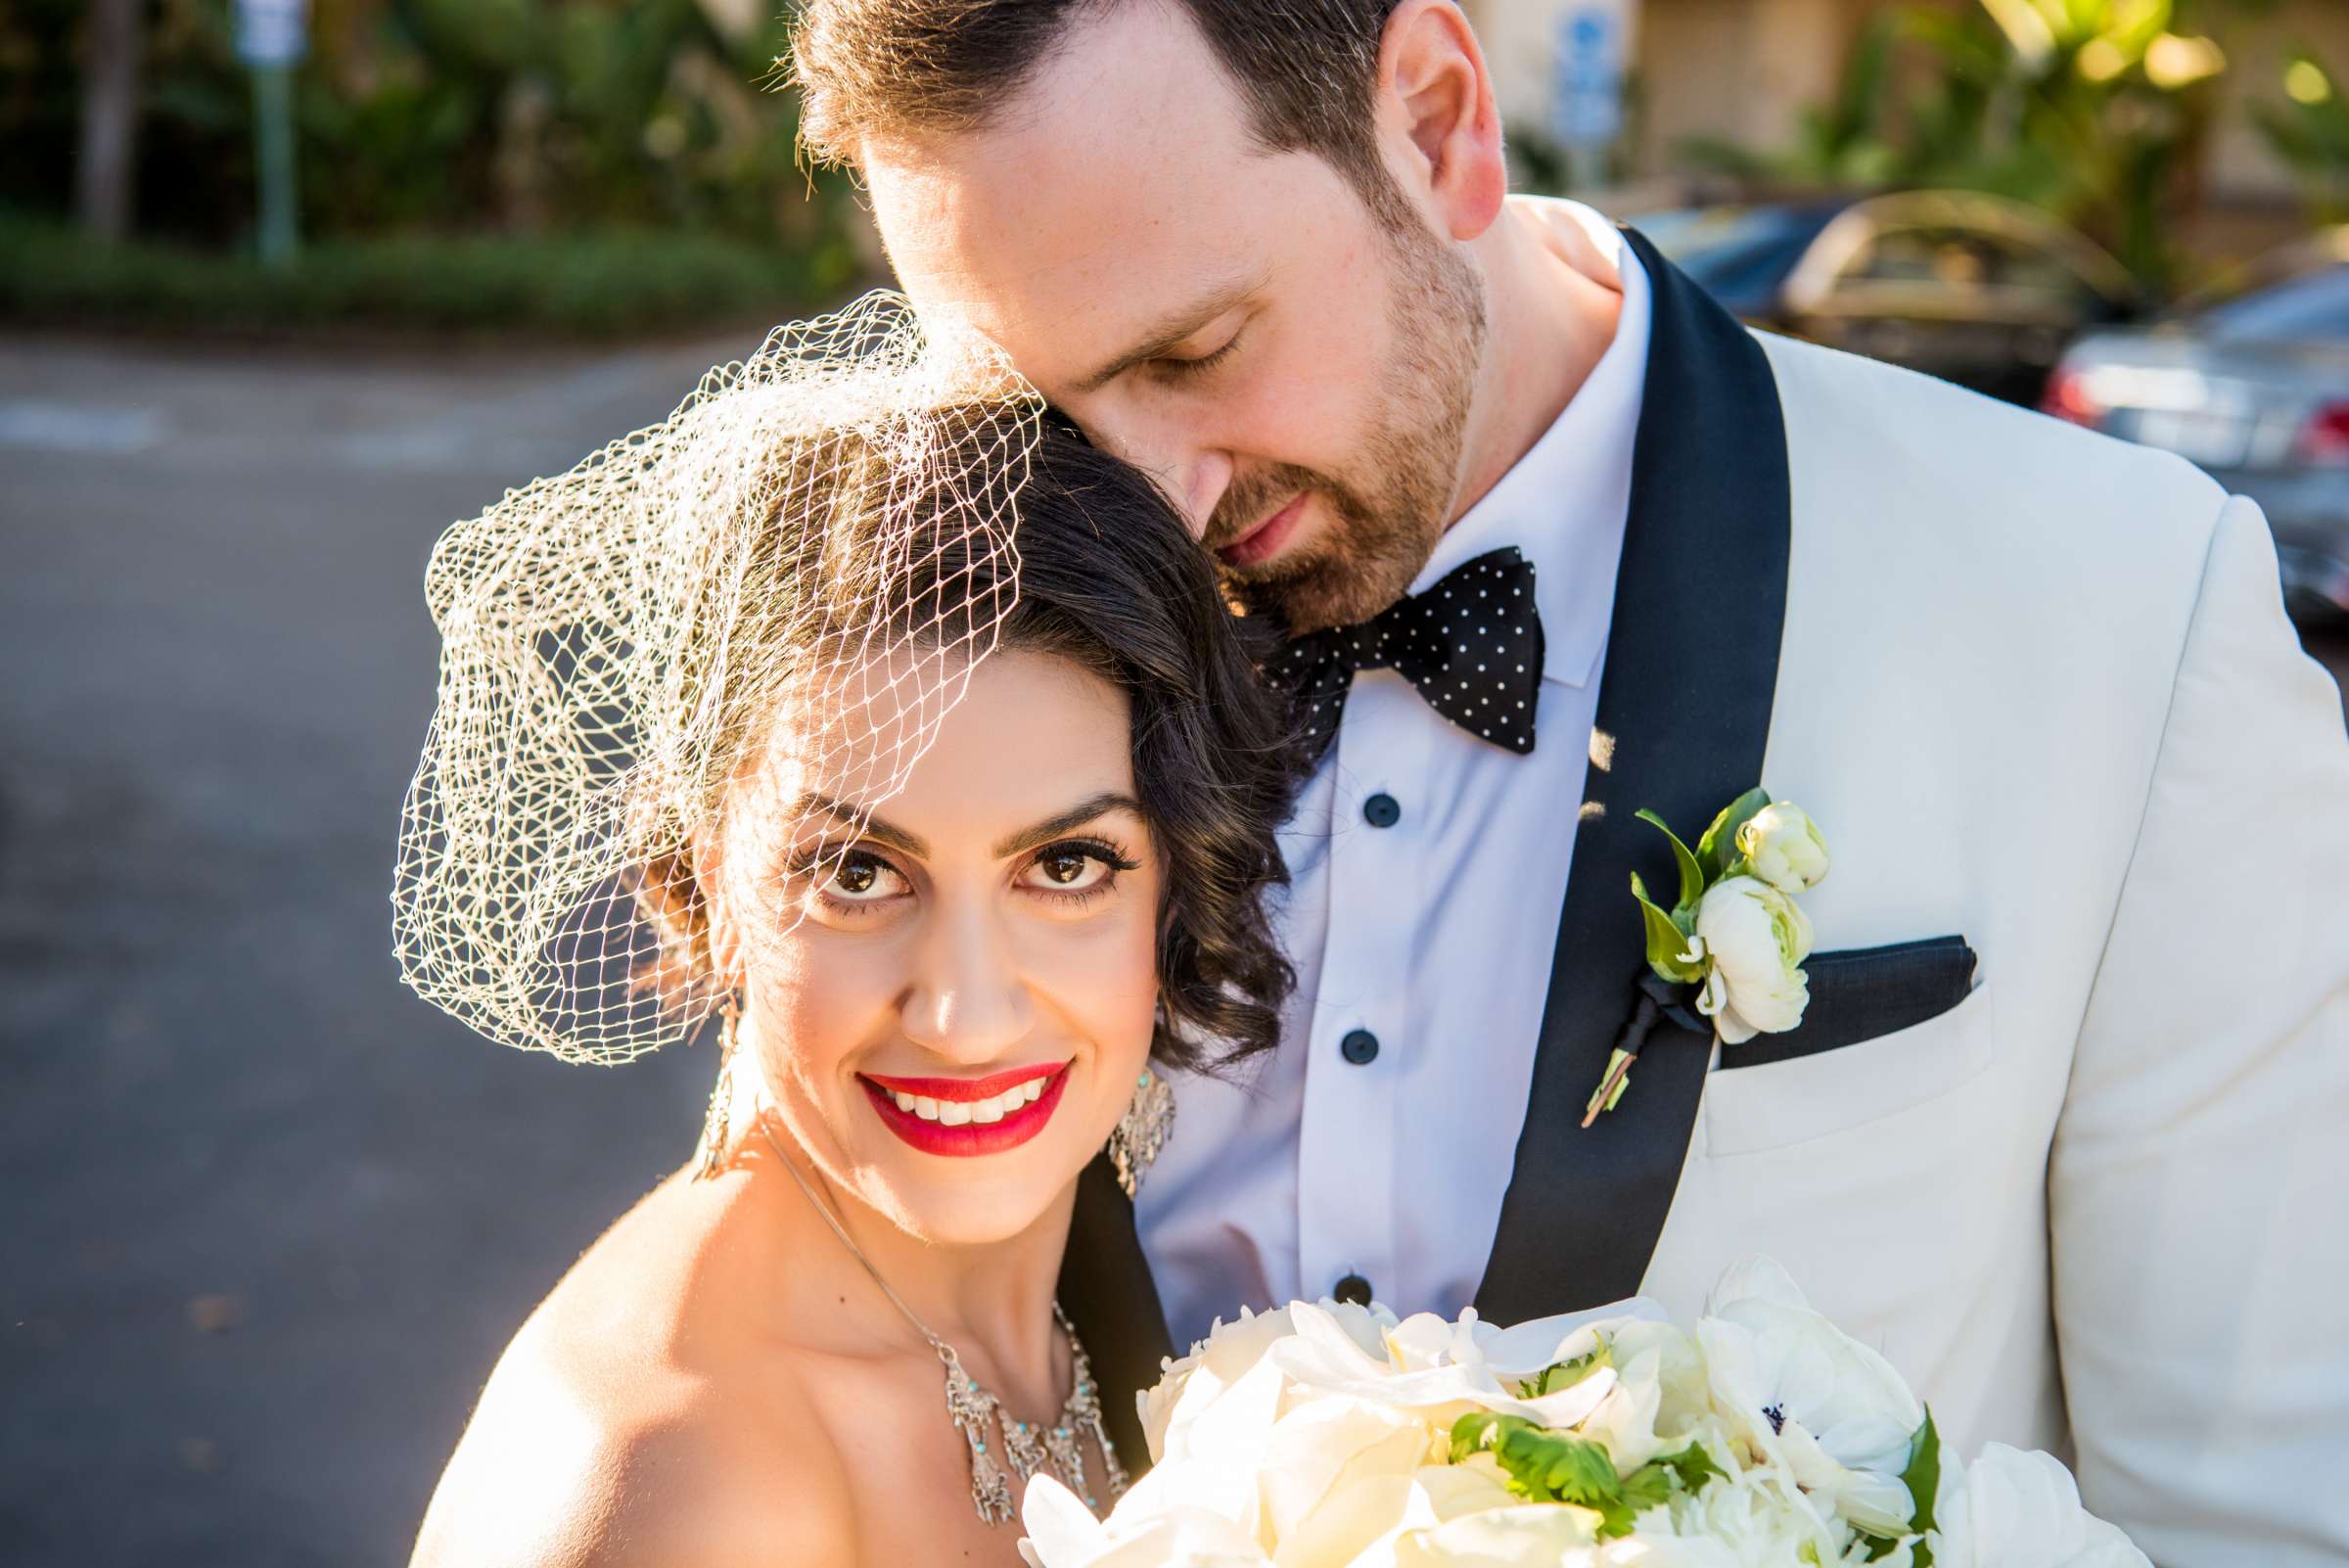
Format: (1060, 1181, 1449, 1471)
(1583, 970, 1710, 1128)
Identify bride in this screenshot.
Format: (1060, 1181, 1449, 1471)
(396, 301, 1296, 1566)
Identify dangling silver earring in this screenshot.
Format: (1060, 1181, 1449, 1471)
(1106, 1066, 1174, 1200)
(697, 992, 740, 1180)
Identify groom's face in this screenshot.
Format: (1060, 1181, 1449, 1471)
(859, 3, 1483, 633)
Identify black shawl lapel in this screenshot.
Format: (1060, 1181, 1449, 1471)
(1056, 1151, 1172, 1476)
(1473, 227, 1792, 1323)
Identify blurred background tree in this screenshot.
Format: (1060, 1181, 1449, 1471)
(1, 0, 865, 334)
(1677, 0, 2304, 292)
(2252, 44, 2349, 221)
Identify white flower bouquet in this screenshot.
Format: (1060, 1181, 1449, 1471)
(1021, 1259, 2145, 1568)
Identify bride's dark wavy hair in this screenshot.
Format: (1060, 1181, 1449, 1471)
(637, 414, 1300, 1072)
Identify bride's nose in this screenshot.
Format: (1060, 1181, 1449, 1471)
(898, 900, 1036, 1062)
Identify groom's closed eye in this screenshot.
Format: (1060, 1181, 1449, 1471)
(1071, 276, 1266, 394)
(1151, 326, 1246, 382)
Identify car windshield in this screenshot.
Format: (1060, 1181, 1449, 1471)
(2194, 264, 2349, 344)
(1636, 206, 1842, 306)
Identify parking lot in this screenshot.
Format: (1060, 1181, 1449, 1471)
(1, 331, 2343, 1567)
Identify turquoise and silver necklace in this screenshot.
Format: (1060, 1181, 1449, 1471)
(755, 1112, 1128, 1524)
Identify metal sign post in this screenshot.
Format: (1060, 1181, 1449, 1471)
(235, 0, 307, 268)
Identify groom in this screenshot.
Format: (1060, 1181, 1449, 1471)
(788, 3, 2349, 1561)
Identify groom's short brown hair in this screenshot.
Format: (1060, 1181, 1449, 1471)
(788, 0, 1405, 201)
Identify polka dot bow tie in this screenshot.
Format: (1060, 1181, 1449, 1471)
(1267, 546, 1544, 762)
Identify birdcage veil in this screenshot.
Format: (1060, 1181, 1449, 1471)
(392, 292, 1042, 1065)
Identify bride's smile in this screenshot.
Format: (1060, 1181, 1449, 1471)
(862, 1060, 1072, 1150)
(714, 647, 1167, 1249)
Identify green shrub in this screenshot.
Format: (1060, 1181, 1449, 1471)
(0, 210, 847, 337)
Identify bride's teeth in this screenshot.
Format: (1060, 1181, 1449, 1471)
(971, 1097, 1005, 1125)
(938, 1100, 972, 1127)
(893, 1090, 918, 1113)
(914, 1096, 941, 1121)
(1027, 1079, 1048, 1103)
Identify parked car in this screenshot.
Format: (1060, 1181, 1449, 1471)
(2044, 229, 2349, 621)
(1638, 191, 2141, 403)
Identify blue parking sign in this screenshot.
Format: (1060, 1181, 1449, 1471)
(1551, 2, 1627, 151)
(235, 0, 308, 69)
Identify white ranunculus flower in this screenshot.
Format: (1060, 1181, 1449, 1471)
(1691, 877, 1815, 1043)
(1695, 1260, 1923, 1535)
(1929, 1445, 2151, 1568)
(1019, 1474, 1275, 1568)
(1390, 1502, 1605, 1567)
(1640, 1468, 1852, 1567)
(1563, 1320, 1716, 1474)
(1256, 1397, 1432, 1547)
(1268, 1301, 1665, 1435)
(1735, 803, 1830, 894)
(1142, 1304, 1299, 1465)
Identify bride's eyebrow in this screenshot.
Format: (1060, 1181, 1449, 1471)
(1071, 274, 1265, 394)
(788, 792, 929, 858)
(991, 792, 1146, 859)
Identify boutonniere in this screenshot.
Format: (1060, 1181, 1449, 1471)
(1584, 788, 1831, 1126)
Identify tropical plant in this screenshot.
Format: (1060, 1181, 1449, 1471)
(1677, 0, 2271, 291)
(2251, 45, 2349, 221)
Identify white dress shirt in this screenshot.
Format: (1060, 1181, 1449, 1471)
(1137, 202, 1654, 1346)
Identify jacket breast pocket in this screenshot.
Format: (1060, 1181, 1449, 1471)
(1699, 938, 1993, 1158)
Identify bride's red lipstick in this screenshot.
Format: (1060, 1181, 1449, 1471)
(859, 1062, 1071, 1157)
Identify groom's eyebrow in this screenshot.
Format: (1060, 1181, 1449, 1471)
(1070, 276, 1264, 394)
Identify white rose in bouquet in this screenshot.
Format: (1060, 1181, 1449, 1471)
(1691, 877, 1815, 1043)
(1022, 1260, 2148, 1568)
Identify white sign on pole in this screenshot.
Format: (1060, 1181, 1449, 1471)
(235, 0, 310, 69)
(1551, 0, 1630, 152)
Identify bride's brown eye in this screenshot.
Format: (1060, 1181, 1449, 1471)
(813, 849, 904, 905)
(1018, 839, 1131, 898)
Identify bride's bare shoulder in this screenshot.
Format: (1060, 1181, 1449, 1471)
(408, 1174, 856, 1568)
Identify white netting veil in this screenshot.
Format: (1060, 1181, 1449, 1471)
(393, 292, 1042, 1064)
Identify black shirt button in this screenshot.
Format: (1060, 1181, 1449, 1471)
(1340, 1029, 1380, 1066)
(1333, 1272, 1373, 1307)
(1362, 792, 1402, 828)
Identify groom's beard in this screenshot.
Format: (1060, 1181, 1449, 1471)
(1211, 225, 1486, 635)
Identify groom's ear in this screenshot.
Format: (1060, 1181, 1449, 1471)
(1377, 0, 1507, 244)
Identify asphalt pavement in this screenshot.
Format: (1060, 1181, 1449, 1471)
(0, 330, 760, 1567)
(3, 332, 2346, 1568)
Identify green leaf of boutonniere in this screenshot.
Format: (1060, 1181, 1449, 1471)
(1631, 873, 1704, 984)
(1635, 808, 1706, 910)
(1695, 786, 1773, 882)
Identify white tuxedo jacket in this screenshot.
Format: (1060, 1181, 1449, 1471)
(1061, 230, 2349, 1568)
(1639, 327, 2349, 1567)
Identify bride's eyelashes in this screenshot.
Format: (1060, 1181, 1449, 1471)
(786, 836, 1141, 922)
(790, 844, 913, 917)
(1015, 837, 1141, 910)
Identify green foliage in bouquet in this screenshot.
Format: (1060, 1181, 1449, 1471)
(1449, 1411, 1723, 1541)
